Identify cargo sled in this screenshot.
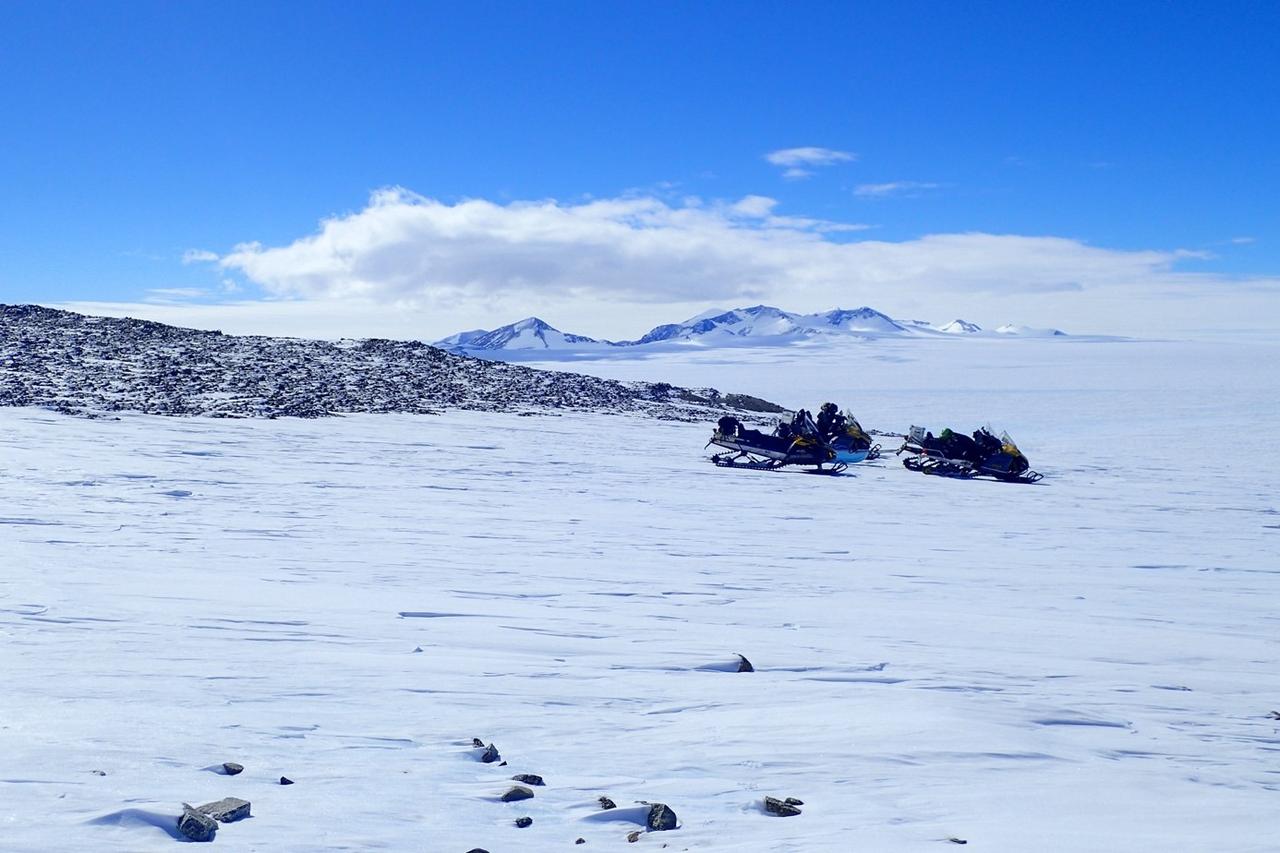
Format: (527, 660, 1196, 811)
(898, 425, 1042, 483)
(708, 414, 846, 474)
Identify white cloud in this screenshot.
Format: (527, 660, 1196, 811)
(765, 147, 856, 167)
(161, 187, 1280, 338)
(855, 181, 941, 198)
(182, 249, 219, 264)
(1231, 236, 1255, 245)
(730, 195, 778, 217)
(765, 147, 855, 179)
(146, 287, 209, 302)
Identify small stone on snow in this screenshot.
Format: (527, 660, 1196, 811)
(511, 773, 545, 786)
(764, 796, 801, 816)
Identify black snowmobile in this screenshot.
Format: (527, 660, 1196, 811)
(897, 425, 1043, 483)
(708, 410, 846, 474)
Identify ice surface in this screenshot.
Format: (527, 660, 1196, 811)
(2, 337, 1278, 851)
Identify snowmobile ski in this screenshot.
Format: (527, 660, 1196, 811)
(710, 450, 848, 475)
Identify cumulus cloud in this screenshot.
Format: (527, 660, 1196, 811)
(765, 147, 855, 179)
(213, 188, 883, 306)
(730, 194, 779, 217)
(159, 187, 1280, 338)
(855, 181, 941, 198)
(208, 188, 1189, 305)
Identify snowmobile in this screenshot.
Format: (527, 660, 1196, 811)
(817, 403, 881, 464)
(897, 425, 1043, 483)
(708, 411, 846, 474)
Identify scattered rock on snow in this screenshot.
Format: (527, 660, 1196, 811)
(1268, 710, 1280, 720)
(280, 776, 294, 785)
(784, 797, 804, 806)
(764, 796, 801, 817)
(0, 304, 760, 422)
(598, 796, 617, 810)
(627, 830, 641, 842)
(736, 654, 754, 672)
(948, 838, 968, 845)
(511, 773, 545, 786)
(480, 743, 501, 763)
(471, 737, 485, 748)
(576, 838, 586, 844)
(221, 762, 244, 776)
(91, 769, 106, 776)
(178, 805, 218, 842)
(515, 816, 533, 828)
(501, 786, 535, 802)
(646, 803, 678, 831)
(196, 797, 251, 823)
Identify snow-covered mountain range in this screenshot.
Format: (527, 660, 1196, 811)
(435, 305, 1067, 353)
(0, 305, 780, 420)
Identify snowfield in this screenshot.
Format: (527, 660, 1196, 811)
(2, 336, 1278, 851)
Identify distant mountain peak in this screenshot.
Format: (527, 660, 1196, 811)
(938, 319, 982, 334)
(435, 305, 1071, 353)
(995, 323, 1067, 337)
(441, 316, 604, 351)
(817, 306, 905, 333)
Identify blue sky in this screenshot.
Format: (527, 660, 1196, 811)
(2, 1, 1277, 337)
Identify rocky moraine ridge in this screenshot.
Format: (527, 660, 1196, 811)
(0, 305, 783, 420)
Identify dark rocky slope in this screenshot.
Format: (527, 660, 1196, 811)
(0, 305, 782, 420)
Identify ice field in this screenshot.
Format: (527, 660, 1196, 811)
(3, 336, 1279, 851)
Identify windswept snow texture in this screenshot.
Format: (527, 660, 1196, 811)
(3, 338, 1280, 852)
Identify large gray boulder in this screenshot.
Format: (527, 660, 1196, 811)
(197, 796, 252, 823)
(646, 803, 678, 831)
(501, 786, 535, 802)
(178, 805, 218, 842)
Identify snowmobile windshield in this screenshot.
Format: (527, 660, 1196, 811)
(994, 429, 1027, 459)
